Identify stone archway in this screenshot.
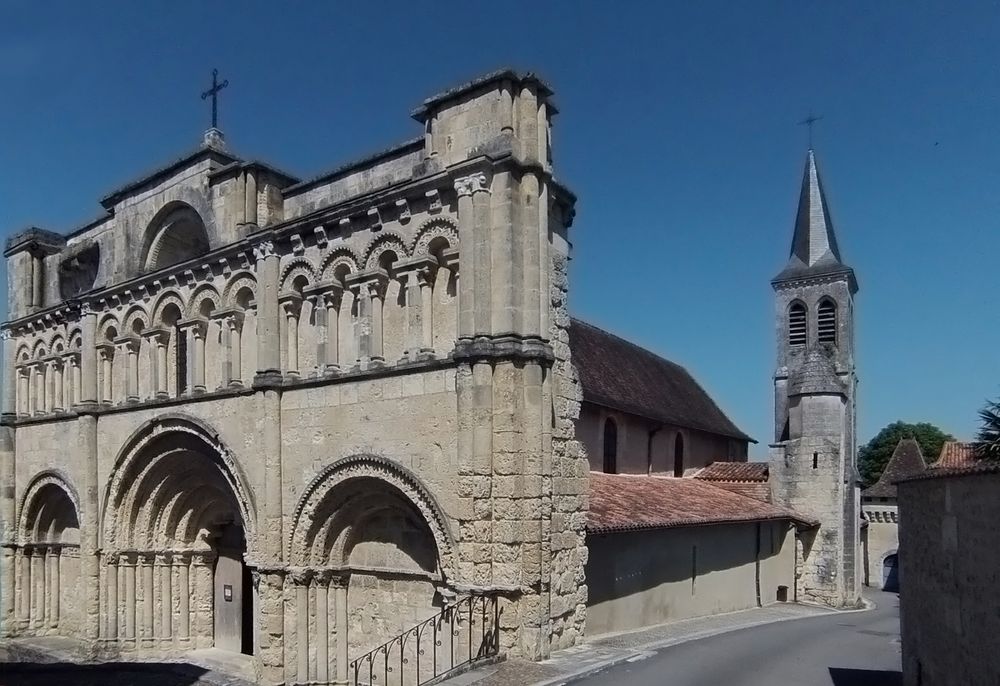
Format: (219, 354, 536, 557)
(102, 415, 256, 656)
(288, 455, 454, 685)
(14, 473, 81, 636)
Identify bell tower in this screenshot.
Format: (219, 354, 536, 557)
(769, 149, 861, 608)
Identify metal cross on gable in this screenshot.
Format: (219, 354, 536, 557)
(798, 112, 823, 148)
(201, 68, 229, 130)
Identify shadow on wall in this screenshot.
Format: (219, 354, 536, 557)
(828, 667, 902, 686)
(0, 663, 221, 686)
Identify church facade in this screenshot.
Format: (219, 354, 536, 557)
(0, 70, 587, 684)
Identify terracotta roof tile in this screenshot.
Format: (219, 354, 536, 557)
(569, 319, 753, 442)
(695, 462, 769, 483)
(862, 439, 927, 499)
(587, 472, 814, 534)
(931, 441, 979, 469)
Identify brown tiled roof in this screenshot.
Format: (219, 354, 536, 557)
(703, 481, 772, 503)
(569, 319, 753, 442)
(695, 462, 769, 482)
(587, 472, 814, 534)
(899, 459, 1000, 481)
(931, 441, 979, 469)
(862, 438, 927, 499)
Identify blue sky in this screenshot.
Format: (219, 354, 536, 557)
(2, 2, 997, 453)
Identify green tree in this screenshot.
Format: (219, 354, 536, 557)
(975, 399, 1000, 460)
(858, 421, 955, 486)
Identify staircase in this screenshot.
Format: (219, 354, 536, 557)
(348, 593, 501, 686)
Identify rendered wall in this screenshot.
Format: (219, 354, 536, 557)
(585, 520, 794, 635)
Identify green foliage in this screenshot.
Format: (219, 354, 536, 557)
(858, 421, 954, 486)
(975, 399, 1000, 461)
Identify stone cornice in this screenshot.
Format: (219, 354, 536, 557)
(452, 334, 554, 366)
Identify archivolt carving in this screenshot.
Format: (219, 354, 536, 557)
(288, 454, 455, 575)
(319, 247, 361, 281)
(186, 284, 222, 318)
(222, 271, 258, 307)
(150, 289, 187, 324)
(17, 470, 81, 544)
(101, 413, 258, 555)
(67, 328, 82, 349)
(279, 258, 318, 291)
(49, 334, 66, 354)
(30, 339, 48, 359)
(15, 343, 30, 362)
(97, 313, 121, 341)
(122, 304, 150, 335)
(411, 217, 459, 256)
(363, 233, 409, 270)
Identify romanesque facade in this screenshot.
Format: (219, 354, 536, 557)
(0, 69, 588, 685)
(769, 150, 863, 608)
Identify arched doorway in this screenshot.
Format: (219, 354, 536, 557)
(882, 553, 899, 592)
(103, 416, 256, 655)
(16, 474, 81, 635)
(289, 455, 454, 685)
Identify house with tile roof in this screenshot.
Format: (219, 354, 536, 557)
(860, 438, 927, 591)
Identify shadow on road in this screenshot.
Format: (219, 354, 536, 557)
(0, 661, 211, 685)
(829, 667, 903, 686)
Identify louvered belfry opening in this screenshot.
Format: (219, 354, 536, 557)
(817, 299, 837, 344)
(788, 302, 807, 346)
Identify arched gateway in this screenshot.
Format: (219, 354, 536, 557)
(101, 414, 256, 655)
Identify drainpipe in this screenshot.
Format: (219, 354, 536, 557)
(646, 424, 665, 474)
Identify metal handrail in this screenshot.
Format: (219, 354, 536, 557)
(349, 593, 500, 686)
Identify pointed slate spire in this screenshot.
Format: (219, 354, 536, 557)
(773, 149, 855, 287)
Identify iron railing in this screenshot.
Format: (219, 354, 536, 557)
(349, 593, 500, 686)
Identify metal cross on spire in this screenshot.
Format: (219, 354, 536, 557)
(798, 112, 823, 149)
(201, 69, 229, 129)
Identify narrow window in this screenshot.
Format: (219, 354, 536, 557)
(674, 433, 685, 477)
(817, 299, 837, 344)
(812, 451, 818, 469)
(603, 418, 618, 474)
(175, 326, 188, 396)
(788, 302, 807, 346)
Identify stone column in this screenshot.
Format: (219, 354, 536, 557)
(44, 360, 55, 413)
(50, 360, 63, 412)
(323, 288, 342, 373)
(71, 354, 81, 406)
(31, 253, 43, 310)
(61, 355, 74, 409)
(294, 572, 310, 684)
(124, 554, 137, 640)
(185, 321, 208, 394)
(116, 337, 140, 403)
(245, 170, 258, 225)
(80, 304, 98, 405)
(30, 547, 43, 629)
(281, 296, 302, 377)
(12, 548, 24, 628)
(78, 413, 101, 639)
(334, 578, 348, 684)
(225, 313, 245, 386)
(191, 551, 215, 649)
(143, 329, 169, 399)
(455, 175, 477, 339)
(48, 547, 60, 628)
(97, 345, 114, 405)
(107, 555, 119, 639)
(368, 281, 386, 364)
(0, 426, 14, 635)
(252, 240, 281, 383)
(35, 363, 47, 414)
(1, 330, 16, 419)
(315, 572, 330, 683)
(178, 553, 191, 641)
(157, 553, 171, 641)
(17, 368, 29, 416)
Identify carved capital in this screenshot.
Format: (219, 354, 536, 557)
(113, 335, 141, 354)
(252, 240, 276, 262)
(454, 172, 490, 197)
(177, 318, 209, 340)
(0, 329, 11, 341)
(141, 327, 171, 347)
(279, 293, 303, 318)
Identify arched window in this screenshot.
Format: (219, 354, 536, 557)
(143, 203, 209, 272)
(817, 298, 837, 344)
(603, 418, 618, 474)
(788, 302, 807, 346)
(674, 433, 685, 477)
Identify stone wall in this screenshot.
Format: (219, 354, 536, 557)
(861, 501, 898, 589)
(585, 520, 795, 635)
(898, 468, 1000, 686)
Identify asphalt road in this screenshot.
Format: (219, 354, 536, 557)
(575, 590, 902, 686)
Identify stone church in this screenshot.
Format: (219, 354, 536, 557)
(0, 69, 862, 684)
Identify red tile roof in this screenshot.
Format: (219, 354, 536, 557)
(931, 441, 979, 469)
(587, 472, 815, 534)
(695, 462, 769, 482)
(703, 481, 772, 503)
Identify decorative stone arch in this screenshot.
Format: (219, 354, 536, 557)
(223, 271, 258, 308)
(49, 333, 67, 355)
(141, 201, 211, 273)
(97, 312, 121, 342)
(101, 413, 258, 555)
(319, 247, 361, 282)
(150, 289, 188, 326)
(30, 339, 48, 360)
(18, 470, 81, 545)
(279, 258, 318, 292)
(288, 454, 455, 576)
(16, 343, 31, 363)
(122, 304, 150, 337)
(363, 233, 409, 270)
(67, 328, 83, 350)
(186, 284, 222, 319)
(410, 217, 459, 257)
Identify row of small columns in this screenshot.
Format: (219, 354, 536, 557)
(13, 544, 78, 631)
(290, 569, 348, 686)
(15, 354, 81, 416)
(103, 550, 214, 646)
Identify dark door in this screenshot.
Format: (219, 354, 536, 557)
(882, 553, 899, 592)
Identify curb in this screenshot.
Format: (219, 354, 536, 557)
(532, 602, 874, 686)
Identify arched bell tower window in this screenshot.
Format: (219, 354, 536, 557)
(817, 298, 837, 344)
(674, 433, 685, 477)
(603, 418, 618, 474)
(143, 202, 209, 272)
(788, 302, 807, 346)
